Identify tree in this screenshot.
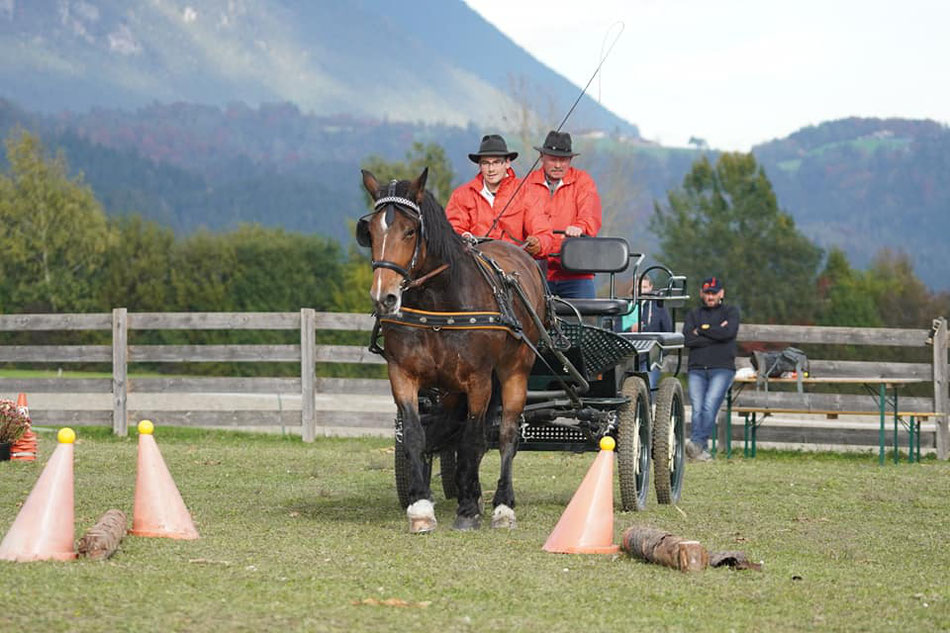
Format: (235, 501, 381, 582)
(815, 248, 881, 327)
(95, 214, 175, 312)
(360, 142, 455, 207)
(651, 153, 823, 323)
(331, 246, 374, 314)
(0, 129, 114, 312)
(864, 249, 935, 328)
(226, 224, 343, 312)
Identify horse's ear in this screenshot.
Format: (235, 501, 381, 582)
(361, 169, 380, 200)
(408, 167, 429, 204)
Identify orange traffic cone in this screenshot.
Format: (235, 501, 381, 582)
(0, 428, 77, 562)
(130, 420, 199, 540)
(11, 393, 37, 461)
(542, 436, 620, 554)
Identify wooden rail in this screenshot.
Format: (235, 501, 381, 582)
(0, 312, 946, 457)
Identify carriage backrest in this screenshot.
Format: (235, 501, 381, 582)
(560, 237, 632, 273)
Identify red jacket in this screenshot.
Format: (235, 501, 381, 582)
(445, 168, 553, 257)
(521, 166, 602, 281)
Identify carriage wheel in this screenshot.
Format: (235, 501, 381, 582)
(439, 449, 458, 500)
(616, 376, 651, 512)
(393, 438, 434, 509)
(652, 377, 686, 504)
(394, 437, 410, 509)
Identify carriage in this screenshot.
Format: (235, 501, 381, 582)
(359, 168, 689, 531)
(400, 235, 690, 513)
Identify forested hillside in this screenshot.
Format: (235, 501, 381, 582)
(754, 118, 950, 289)
(2, 100, 947, 290)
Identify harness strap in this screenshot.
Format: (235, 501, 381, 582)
(471, 249, 523, 335)
(379, 307, 516, 334)
(404, 264, 449, 290)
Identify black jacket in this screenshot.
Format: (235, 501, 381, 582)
(640, 300, 673, 333)
(683, 302, 740, 370)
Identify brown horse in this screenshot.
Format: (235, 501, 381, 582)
(359, 168, 548, 533)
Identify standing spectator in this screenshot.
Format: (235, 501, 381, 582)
(445, 134, 552, 257)
(683, 276, 740, 461)
(521, 130, 602, 298)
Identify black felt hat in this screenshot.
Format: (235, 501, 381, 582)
(534, 130, 579, 157)
(468, 134, 518, 163)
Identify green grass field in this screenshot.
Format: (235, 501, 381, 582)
(1, 427, 948, 632)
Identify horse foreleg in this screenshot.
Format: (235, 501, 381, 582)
(453, 384, 490, 531)
(390, 372, 435, 534)
(491, 370, 528, 529)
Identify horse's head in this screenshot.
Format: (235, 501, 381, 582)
(358, 168, 429, 315)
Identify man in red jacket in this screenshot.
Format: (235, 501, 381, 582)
(445, 134, 552, 257)
(522, 130, 602, 298)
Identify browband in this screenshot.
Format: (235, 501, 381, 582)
(374, 195, 420, 214)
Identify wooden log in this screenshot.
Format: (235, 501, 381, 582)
(620, 525, 709, 572)
(77, 509, 127, 560)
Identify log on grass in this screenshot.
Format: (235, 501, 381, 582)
(78, 509, 127, 560)
(621, 525, 709, 572)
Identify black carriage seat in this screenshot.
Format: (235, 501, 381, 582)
(552, 298, 630, 317)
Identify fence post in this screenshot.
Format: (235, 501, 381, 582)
(933, 317, 948, 460)
(112, 308, 128, 437)
(300, 308, 316, 442)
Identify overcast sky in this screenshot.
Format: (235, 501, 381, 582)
(465, 0, 949, 151)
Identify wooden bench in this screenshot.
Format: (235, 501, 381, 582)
(725, 406, 942, 462)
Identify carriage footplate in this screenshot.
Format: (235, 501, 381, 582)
(541, 321, 639, 379)
(508, 408, 615, 452)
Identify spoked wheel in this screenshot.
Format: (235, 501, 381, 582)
(394, 415, 456, 507)
(652, 377, 686, 504)
(439, 448, 458, 500)
(394, 436, 434, 509)
(616, 376, 652, 511)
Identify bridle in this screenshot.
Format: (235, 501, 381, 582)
(356, 180, 427, 286)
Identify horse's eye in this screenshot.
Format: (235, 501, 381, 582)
(405, 228, 416, 239)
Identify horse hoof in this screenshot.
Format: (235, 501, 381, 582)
(491, 505, 517, 529)
(409, 517, 437, 534)
(407, 499, 437, 534)
(452, 515, 481, 531)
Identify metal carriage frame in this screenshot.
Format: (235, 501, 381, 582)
(395, 236, 690, 512)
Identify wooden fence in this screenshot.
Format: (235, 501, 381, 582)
(0, 311, 946, 459)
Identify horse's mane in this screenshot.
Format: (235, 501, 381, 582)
(388, 179, 466, 286)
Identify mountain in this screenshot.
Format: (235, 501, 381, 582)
(753, 118, 950, 291)
(0, 0, 637, 135)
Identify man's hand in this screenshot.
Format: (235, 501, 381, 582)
(523, 235, 541, 256)
(564, 225, 583, 237)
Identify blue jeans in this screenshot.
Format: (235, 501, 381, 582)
(549, 278, 595, 299)
(687, 368, 735, 446)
